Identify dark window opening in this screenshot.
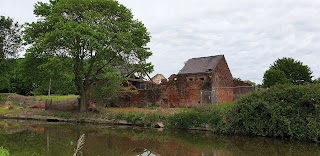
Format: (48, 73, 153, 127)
(188, 78, 194, 81)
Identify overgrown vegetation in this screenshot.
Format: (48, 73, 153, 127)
(167, 103, 233, 131)
(0, 147, 10, 156)
(1, 84, 320, 143)
(224, 84, 320, 142)
(167, 84, 320, 142)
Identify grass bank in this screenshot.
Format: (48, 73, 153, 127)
(1, 84, 320, 143)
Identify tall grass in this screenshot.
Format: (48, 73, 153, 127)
(167, 103, 233, 130)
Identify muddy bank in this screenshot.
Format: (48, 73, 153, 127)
(0, 114, 170, 129)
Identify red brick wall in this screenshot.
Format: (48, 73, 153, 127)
(211, 56, 234, 104)
(116, 56, 249, 107)
(161, 73, 211, 107)
(233, 80, 254, 100)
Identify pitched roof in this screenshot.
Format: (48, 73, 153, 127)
(178, 55, 224, 74)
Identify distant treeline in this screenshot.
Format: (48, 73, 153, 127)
(0, 53, 76, 95)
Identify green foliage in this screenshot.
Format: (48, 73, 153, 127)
(262, 69, 290, 88)
(313, 77, 320, 84)
(0, 16, 22, 63)
(0, 147, 10, 156)
(167, 86, 320, 142)
(24, 0, 153, 111)
(243, 80, 256, 86)
(167, 104, 233, 130)
(224, 84, 320, 141)
(0, 55, 76, 95)
(23, 53, 76, 95)
(0, 59, 33, 95)
(92, 69, 124, 105)
(263, 57, 313, 87)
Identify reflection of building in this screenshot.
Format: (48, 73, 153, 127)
(117, 55, 255, 107)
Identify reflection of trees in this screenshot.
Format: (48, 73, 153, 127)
(0, 122, 27, 134)
(0, 121, 320, 156)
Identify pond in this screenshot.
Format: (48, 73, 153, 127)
(0, 120, 319, 156)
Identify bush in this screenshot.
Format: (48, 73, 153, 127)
(224, 84, 320, 141)
(0, 147, 10, 156)
(167, 105, 226, 130)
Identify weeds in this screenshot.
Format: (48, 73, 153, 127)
(73, 134, 85, 156)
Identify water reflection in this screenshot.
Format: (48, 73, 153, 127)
(0, 120, 319, 156)
(137, 149, 156, 156)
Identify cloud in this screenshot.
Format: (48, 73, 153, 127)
(1, 0, 319, 83)
(119, 0, 320, 83)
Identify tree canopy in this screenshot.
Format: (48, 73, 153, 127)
(0, 16, 22, 63)
(24, 0, 153, 111)
(262, 57, 313, 87)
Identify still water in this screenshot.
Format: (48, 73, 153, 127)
(0, 120, 319, 156)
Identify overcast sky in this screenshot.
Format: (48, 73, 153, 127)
(1, 0, 320, 83)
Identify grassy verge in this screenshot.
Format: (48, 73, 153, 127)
(2, 84, 320, 143)
(33, 95, 78, 102)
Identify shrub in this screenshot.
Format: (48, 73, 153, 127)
(167, 107, 224, 130)
(0, 147, 10, 156)
(224, 84, 320, 141)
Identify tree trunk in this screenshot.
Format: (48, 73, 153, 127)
(79, 90, 88, 112)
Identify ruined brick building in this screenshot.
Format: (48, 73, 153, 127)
(117, 55, 254, 107)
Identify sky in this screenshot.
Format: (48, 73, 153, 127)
(1, 0, 320, 84)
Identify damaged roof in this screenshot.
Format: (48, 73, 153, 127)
(178, 55, 224, 74)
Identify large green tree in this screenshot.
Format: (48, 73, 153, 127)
(24, 0, 153, 111)
(0, 16, 22, 63)
(22, 53, 76, 95)
(262, 57, 312, 87)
